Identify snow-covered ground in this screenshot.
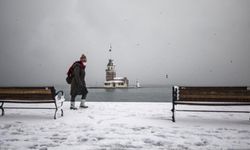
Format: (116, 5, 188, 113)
(0, 102, 250, 150)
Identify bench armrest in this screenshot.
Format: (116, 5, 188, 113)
(55, 90, 64, 96)
(55, 90, 65, 103)
(56, 98, 65, 103)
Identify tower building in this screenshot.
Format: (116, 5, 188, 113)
(104, 45, 129, 88)
(106, 59, 116, 81)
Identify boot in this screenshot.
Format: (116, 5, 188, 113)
(70, 102, 78, 110)
(80, 100, 88, 108)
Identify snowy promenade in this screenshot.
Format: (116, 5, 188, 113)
(0, 102, 250, 150)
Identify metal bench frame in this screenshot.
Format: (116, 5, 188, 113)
(0, 87, 65, 119)
(172, 86, 250, 122)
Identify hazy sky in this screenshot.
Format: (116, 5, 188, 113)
(0, 0, 250, 86)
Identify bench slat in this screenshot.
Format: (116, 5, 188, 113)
(179, 95, 250, 102)
(0, 87, 55, 100)
(175, 101, 250, 105)
(0, 94, 54, 100)
(179, 86, 247, 90)
(178, 87, 250, 102)
(0, 89, 52, 94)
(0, 99, 55, 103)
(179, 90, 250, 95)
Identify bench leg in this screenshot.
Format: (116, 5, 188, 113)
(171, 102, 175, 122)
(54, 108, 63, 119)
(0, 102, 4, 116)
(60, 101, 64, 117)
(171, 106, 175, 122)
(172, 87, 176, 122)
(61, 109, 64, 117)
(54, 108, 58, 119)
(54, 101, 64, 119)
(54, 94, 65, 119)
(54, 102, 58, 119)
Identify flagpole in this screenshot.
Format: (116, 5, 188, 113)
(109, 43, 112, 60)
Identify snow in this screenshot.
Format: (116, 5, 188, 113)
(0, 102, 250, 150)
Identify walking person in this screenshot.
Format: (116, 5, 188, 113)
(67, 54, 88, 110)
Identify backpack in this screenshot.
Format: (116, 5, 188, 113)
(66, 63, 75, 84)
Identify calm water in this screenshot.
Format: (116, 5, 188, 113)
(58, 85, 172, 102)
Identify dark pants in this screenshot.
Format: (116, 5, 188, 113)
(70, 86, 88, 102)
(70, 95, 76, 102)
(70, 93, 88, 102)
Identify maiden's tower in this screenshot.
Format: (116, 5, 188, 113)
(104, 45, 129, 88)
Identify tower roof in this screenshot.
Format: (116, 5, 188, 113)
(107, 59, 114, 66)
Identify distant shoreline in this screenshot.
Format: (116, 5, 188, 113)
(87, 86, 139, 89)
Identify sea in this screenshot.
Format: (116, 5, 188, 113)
(58, 85, 172, 103)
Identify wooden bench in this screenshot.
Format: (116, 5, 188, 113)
(172, 86, 250, 122)
(0, 87, 65, 119)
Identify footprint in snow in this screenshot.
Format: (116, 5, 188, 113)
(194, 138, 208, 146)
(77, 136, 88, 143)
(88, 115, 94, 119)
